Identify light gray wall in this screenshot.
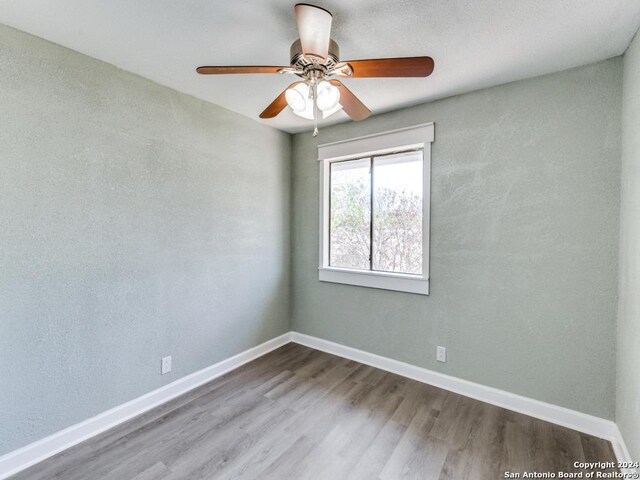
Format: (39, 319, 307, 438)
(292, 59, 622, 419)
(0, 24, 291, 455)
(618, 30, 640, 460)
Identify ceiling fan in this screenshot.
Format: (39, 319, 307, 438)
(196, 3, 434, 135)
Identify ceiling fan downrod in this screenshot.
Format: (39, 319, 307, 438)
(312, 82, 319, 137)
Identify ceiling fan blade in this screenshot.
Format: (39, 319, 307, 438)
(259, 82, 302, 119)
(294, 3, 332, 62)
(329, 80, 371, 121)
(196, 66, 288, 75)
(337, 57, 434, 77)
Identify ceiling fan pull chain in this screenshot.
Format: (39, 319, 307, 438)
(312, 82, 319, 137)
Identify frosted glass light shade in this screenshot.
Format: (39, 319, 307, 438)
(285, 83, 309, 113)
(316, 81, 340, 111)
(289, 83, 314, 120)
(321, 102, 342, 119)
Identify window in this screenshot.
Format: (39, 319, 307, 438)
(329, 151, 423, 273)
(319, 123, 433, 295)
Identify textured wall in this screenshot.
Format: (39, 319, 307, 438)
(0, 24, 291, 455)
(292, 59, 622, 419)
(618, 30, 640, 460)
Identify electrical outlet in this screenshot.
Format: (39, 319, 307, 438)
(161, 356, 172, 375)
(436, 346, 446, 363)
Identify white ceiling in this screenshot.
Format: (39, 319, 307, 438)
(1, 1, 639, 133)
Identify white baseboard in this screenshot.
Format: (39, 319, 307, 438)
(0, 332, 293, 480)
(290, 332, 625, 448)
(611, 425, 638, 476)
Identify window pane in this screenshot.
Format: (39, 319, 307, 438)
(372, 151, 423, 274)
(330, 158, 371, 270)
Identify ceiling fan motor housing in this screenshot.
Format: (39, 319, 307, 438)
(290, 39, 340, 70)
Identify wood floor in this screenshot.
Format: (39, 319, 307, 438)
(12, 343, 618, 480)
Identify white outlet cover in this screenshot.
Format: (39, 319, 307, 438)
(436, 346, 446, 363)
(161, 356, 172, 375)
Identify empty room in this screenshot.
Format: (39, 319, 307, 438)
(1, 1, 639, 479)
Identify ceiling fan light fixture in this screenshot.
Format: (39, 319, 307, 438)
(287, 83, 313, 119)
(321, 101, 343, 119)
(316, 80, 340, 112)
(285, 83, 308, 112)
(286, 82, 342, 120)
(292, 103, 314, 120)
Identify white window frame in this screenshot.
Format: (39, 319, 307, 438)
(318, 123, 434, 295)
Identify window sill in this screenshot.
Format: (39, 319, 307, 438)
(318, 267, 430, 295)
